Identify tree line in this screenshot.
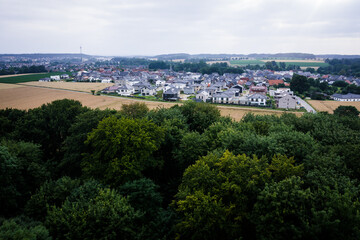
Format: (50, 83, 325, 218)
(290, 74, 360, 99)
(149, 60, 244, 75)
(318, 58, 360, 77)
(0, 65, 47, 75)
(0, 99, 359, 239)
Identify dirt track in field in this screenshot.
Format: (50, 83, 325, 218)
(0, 83, 303, 121)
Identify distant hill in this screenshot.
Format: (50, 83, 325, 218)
(154, 53, 317, 60)
(316, 54, 360, 59)
(0, 53, 92, 59)
(247, 53, 316, 59)
(2, 53, 359, 61)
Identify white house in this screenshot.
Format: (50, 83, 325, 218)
(117, 84, 134, 96)
(101, 78, 112, 83)
(196, 90, 211, 102)
(141, 86, 157, 96)
(212, 92, 233, 104)
(50, 75, 60, 81)
(156, 79, 166, 87)
(248, 93, 268, 106)
(269, 88, 294, 99)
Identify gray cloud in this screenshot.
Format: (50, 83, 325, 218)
(0, 0, 359, 55)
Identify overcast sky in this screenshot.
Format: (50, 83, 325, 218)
(0, 0, 359, 56)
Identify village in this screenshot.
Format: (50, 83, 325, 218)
(39, 67, 360, 112)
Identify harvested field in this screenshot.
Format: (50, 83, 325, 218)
(0, 73, 39, 78)
(0, 83, 24, 90)
(21, 81, 114, 93)
(307, 100, 360, 113)
(0, 85, 303, 121)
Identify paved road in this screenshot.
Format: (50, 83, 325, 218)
(295, 96, 316, 113)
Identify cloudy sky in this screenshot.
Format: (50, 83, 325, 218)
(0, 0, 359, 56)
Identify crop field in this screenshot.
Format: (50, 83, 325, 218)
(0, 72, 72, 84)
(0, 84, 303, 121)
(307, 100, 360, 113)
(230, 60, 265, 66)
(21, 81, 114, 93)
(259, 59, 329, 68)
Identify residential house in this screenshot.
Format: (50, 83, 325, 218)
(141, 86, 157, 96)
(163, 88, 179, 101)
(248, 93, 268, 106)
(50, 75, 60, 81)
(117, 84, 134, 96)
(156, 79, 166, 87)
(133, 82, 151, 92)
(331, 93, 360, 101)
(39, 77, 51, 82)
(268, 79, 284, 87)
(60, 74, 70, 79)
(183, 86, 195, 95)
(277, 95, 297, 109)
(249, 85, 267, 94)
(102, 85, 120, 93)
(192, 83, 202, 92)
(101, 78, 112, 83)
(173, 80, 187, 91)
(196, 90, 211, 102)
(230, 85, 244, 94)
(212, 91, 233, 104)
(269, 88, 294, 99)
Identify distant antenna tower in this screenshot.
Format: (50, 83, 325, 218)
(80, 46, 82, 62)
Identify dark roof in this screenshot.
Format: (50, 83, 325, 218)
(164, 88, 178, 94)
(332, 93, 360, 99)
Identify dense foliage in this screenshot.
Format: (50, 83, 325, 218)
(318, 58, 360, 77)
(148, 60, 244, 75)
(0, 99, 359, 239)
(0, 65, 47, 75)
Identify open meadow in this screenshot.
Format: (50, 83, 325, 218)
(307, 100, 360, 113)
(0, 84, 303, 121)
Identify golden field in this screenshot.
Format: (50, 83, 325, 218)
(0, 83, 303, 121)
(21, 81, 114, 92)
(308, 100, 360, 113)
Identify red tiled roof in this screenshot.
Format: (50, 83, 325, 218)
(268, 79, 284, 86)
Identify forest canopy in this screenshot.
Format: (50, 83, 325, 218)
(0, 99, 359, 240)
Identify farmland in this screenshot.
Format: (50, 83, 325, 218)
(0, 84, 303, 121)
(0, 72, 72, 84)
(229, 59, 329, 68)
(230, 60, 265, 66)
(307, 100, 360, 113)
(21, 81, 114, 93)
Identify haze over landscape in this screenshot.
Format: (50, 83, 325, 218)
(1, 0, 359, 56)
